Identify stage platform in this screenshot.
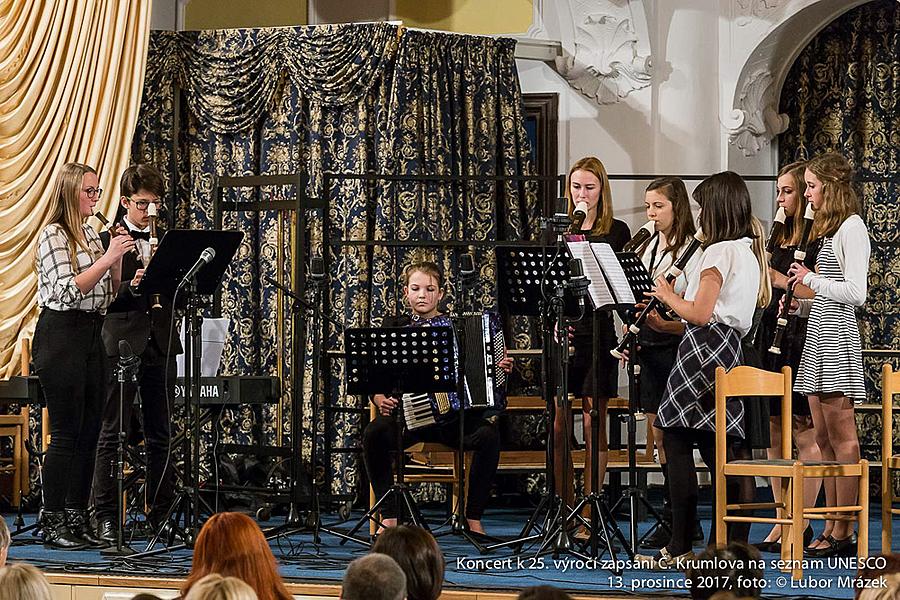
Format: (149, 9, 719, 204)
(5, 505, 891, 600)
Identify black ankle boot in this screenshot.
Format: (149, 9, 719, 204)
(42, 511, 88, 550)
(65, 509, 110, 549)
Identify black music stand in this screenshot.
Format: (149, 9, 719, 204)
(606, 250, 670, 554)
(488, 247, 610, 565)
(127, 230, 243, 556)
(340, 325, 457, 544)
(575, 243, 665, 557)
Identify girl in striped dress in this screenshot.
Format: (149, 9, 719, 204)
(636, 171, 763, 569)
(786, 152, 870, 558)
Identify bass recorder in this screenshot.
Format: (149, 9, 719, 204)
(402, 312, 507, 431)
(610, 230, 704, 359)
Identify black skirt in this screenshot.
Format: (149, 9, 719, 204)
(568, 310, 619, 398)
(636, 328, 679, 414)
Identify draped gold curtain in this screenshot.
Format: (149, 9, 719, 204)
(0, 0, 151, 377)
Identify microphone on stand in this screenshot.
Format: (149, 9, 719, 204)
(310, 256, 325, 282)
(460, 252, 476, 287)
(571, 201, 589, 230)
(623, 220, 657, 253)
(177, 247, 216, 290)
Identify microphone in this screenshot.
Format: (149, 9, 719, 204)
(310, 256, 325, 281)
(623, 220, 657, 252)
(117, 340, 140, 369)
(567, 257, 590, 312)
(460, 252, 476, 278)
(571, 201, 589, 229)
(178, 247, 216, 289)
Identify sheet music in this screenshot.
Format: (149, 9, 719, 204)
(590, 243, 636, 305)
(565, 240, 616, 309)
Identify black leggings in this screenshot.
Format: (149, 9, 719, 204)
(32, 309, 106, 511)
(363, 411, 500, 520)
(662, 428, 754, 555)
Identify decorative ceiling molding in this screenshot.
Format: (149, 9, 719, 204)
(725, 69, 789, 156)
(736, 0, 783, 25)
(552, 0, 652, 105)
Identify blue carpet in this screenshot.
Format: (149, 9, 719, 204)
(4, 504, 893, 599)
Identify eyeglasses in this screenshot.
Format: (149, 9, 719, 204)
(128, 198, 161, 211)
(83, 187, 103, 199)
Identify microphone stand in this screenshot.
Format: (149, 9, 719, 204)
(101, 349, 140, 556)
(262, 276, 360, 546)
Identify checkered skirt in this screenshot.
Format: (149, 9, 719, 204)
(656, 322, 745, 438)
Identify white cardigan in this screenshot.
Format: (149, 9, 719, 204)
(797, 214, 870, 316)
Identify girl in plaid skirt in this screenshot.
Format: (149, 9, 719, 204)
(636, 172, 766, 569)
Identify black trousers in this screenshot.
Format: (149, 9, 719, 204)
(93, 342, 175, 523)
(662, 428, 753, 555)
(32, 309, 105, 511)
(363, 411, 500, 520)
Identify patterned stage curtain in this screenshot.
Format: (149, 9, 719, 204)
(778, 0, 899, 487)
(131, 24, 539, 502)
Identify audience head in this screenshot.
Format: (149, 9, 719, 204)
(566, 156, 613, 236)
(341, 553, 407, 600)
(0, 517, 9, 567)
(0, 563, 52, 600)
(182, 512, 291, 600)
(805, 151, 858, 238)
(184, 574, 259, 600)
(517, 585, 573, 600)
(131, 595, 164, 600)
(371, 525, 444, 600)
(687, 542, 763, 600)
(856, 554, 900, 599)
(693, 171, 753, 248)
(859, 572, 900, 600)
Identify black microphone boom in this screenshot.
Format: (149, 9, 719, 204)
(177, 247, 216, 289)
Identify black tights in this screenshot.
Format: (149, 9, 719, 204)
(662, 428, 754, 555)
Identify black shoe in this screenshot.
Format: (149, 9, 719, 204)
(66, 509, 110, 549)
(95, 516, 117, 544)
(41, 511, 88, 550)
(640, 520, 672, 550)
(693, 521, 704, 544)
(752, 539, 779, 553)
(806, 532, 857, 558)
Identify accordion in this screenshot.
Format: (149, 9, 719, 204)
(401, 312, 507, 431)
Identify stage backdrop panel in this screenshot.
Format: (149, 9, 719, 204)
(129, 23, 540, 507)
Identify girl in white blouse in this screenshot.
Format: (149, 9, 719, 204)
(632, 177, 703, 549)
(32, 163, 133, 550)
(787, 152, 870, 558)
(636, 171, 763, 569)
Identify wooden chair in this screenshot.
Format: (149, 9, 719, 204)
(881, 364, 900, 553)
(0, 339, 34, 507)
(367, 402, 470, 535)
(715, 365, 869, 580)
